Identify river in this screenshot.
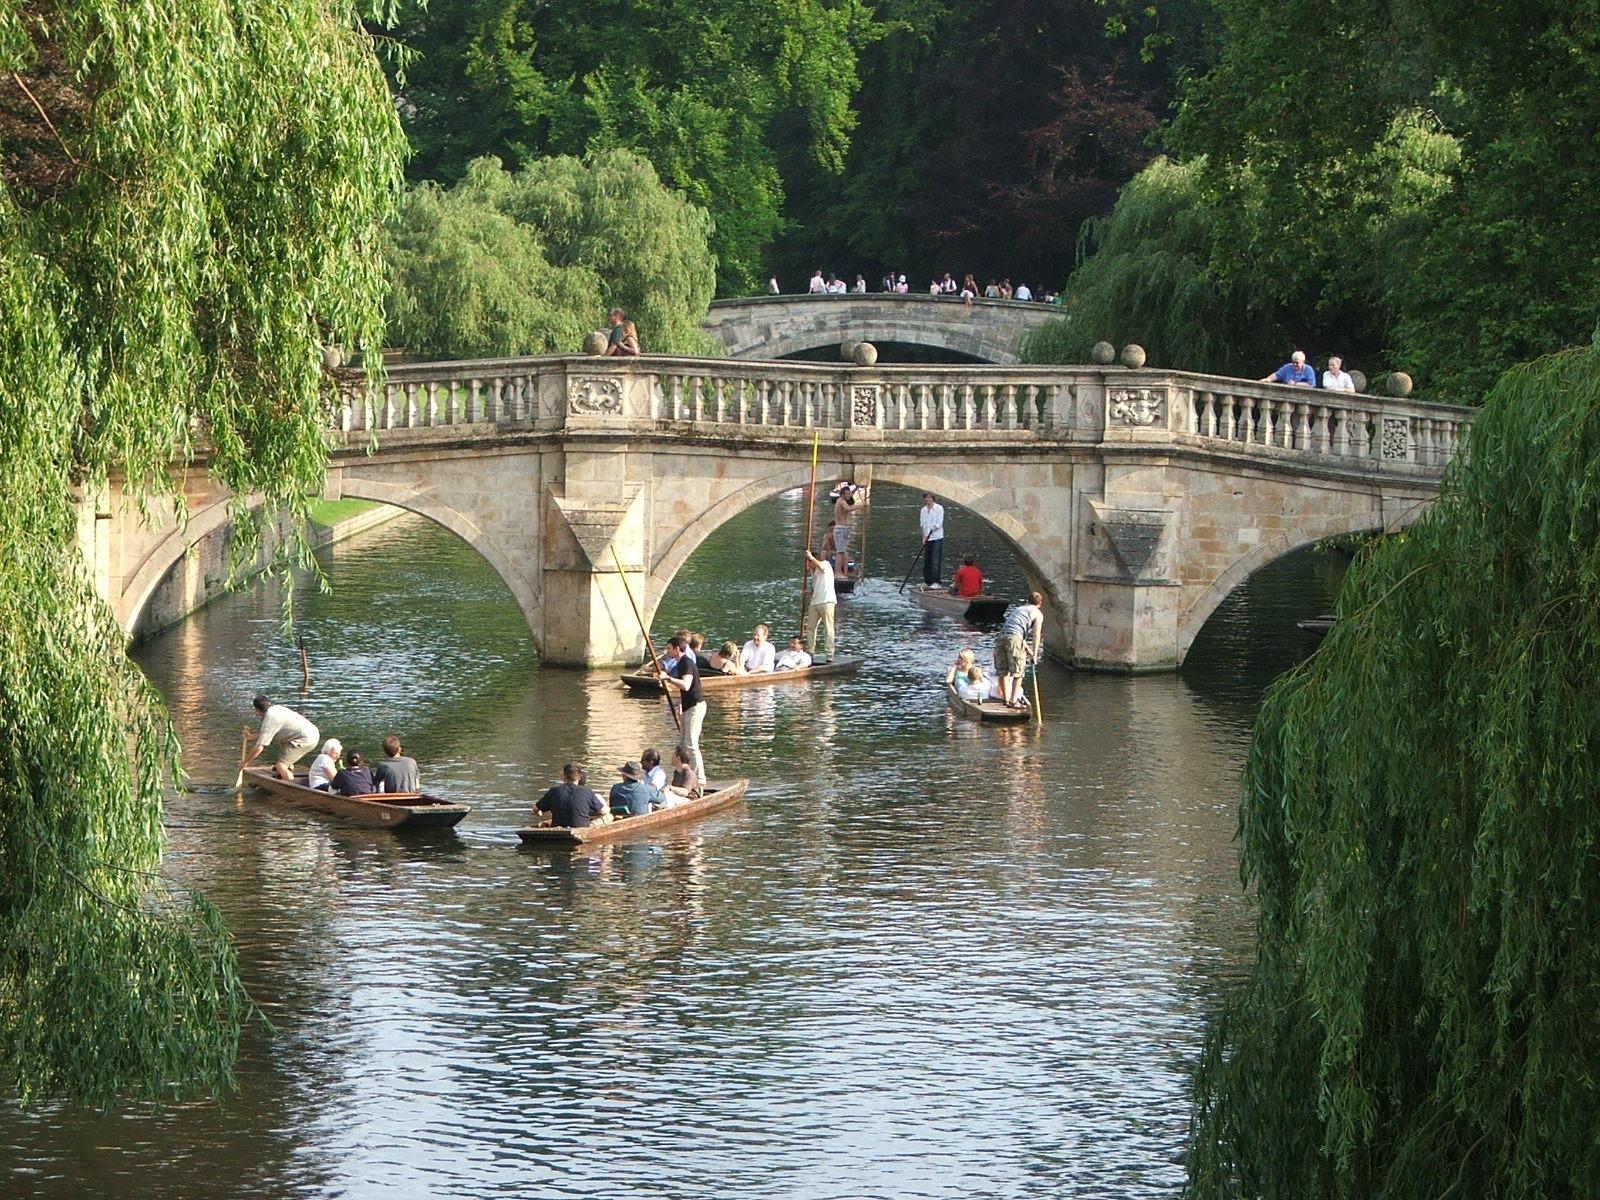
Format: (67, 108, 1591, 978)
(1, 485, 1346, 1199)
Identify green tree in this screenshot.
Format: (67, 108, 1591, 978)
(385, 150, 719, 359)
(1188, 333, 1600, 1197)
(388, 0, 880, 292)
(1, 0, 405, 1105)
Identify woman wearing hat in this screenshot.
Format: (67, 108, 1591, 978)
(609, 761, 669, 817)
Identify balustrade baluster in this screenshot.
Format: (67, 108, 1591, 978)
(1294, 402, 1311, 449)
(1219, 393, 1236, 440)
(692, 376, 706, 422)
(999, 384, 1016, 430)
(1312, 405, 1330, 453)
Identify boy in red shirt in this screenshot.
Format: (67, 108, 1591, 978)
(952, 555, 984, 597)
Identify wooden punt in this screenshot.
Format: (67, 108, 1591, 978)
(619, 656, 863, 695)
(909, 586, 1010, 621)
(516, 778, 749, 846)
(946, 681, 1032, 724)
(243, 766, 470, 830)
(1297, 614, 1336, 636)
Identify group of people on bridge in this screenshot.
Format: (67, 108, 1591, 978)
(783, 271, 1058, 306)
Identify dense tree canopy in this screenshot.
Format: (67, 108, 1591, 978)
(386, 150, 719, 358)
(388, 0, 879, 292)
(0, 0, 405, 1105)
(1187, 331, 1600, 1198)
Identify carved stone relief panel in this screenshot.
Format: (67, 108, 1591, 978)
(851, 385, 879, 428)
(567, 376, 625, 416)
(1108, 387, 1167, 428)
(1381, 416, 1410, 460)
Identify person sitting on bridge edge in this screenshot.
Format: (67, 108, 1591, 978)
(952, 554, 984, 598)
(1261, 350, 1317, 387)
(373, 735, 420, 793)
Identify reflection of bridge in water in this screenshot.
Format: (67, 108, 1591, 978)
(91, 353, 1471, 672)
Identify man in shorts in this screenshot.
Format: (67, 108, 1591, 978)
(995, 592, 1044, 709)
(832, 482, 858, 577)
(246, 695, 319, 781)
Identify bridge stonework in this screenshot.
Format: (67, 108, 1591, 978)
(703, 294, 1060, 363)
(90, 356, 1470, 671)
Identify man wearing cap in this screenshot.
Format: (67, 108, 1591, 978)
(609, 761, 669, 816)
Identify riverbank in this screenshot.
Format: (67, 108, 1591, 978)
(130, 499, 402, 642)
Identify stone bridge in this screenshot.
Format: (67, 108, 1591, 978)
(87, 355, 1471, 671)
(703, 294, 1060, 362)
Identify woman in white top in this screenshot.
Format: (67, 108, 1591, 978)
(956, 666, 994, 703)
(307, 738, 342, 790)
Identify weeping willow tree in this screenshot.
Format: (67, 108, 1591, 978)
(1188, 333, 1600, 1197)
(1019, 157, 1283, 374)
(0, 1, 405, 1106)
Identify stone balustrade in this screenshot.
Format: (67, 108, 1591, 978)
(337, 355, 1472, 478)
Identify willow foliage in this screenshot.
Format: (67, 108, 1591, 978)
(1188, 335, 1600, 1198)
(0, 1, 405, 1105)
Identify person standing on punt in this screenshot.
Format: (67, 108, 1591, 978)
(919, 493, 946, 587)
(372, 735, 420, 793)
(246, 694, 319, 782)
(657, 635, 707, 784)
(995, 592, 1045, 710)
(803, 546, 837, 663)
(832, 481, 859, 577)
(536, 763, 609, 828)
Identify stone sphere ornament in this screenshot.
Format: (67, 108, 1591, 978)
(1091, 341, 1116, 365)
(582, 330, 609, 356)
(1386, 371, 1414, 398)
(852, 341, 879, 367)
(320, 345, 344, 369)
(1350, 369, 1368, 393)
(1120, 343, 1147, 369)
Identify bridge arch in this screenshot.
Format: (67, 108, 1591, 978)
(702, 295, 1060, 364)
(119, 478, 541, 649)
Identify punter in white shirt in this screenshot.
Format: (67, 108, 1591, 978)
(247, 695, 320, 781)
(740, 624, 777, 673)
(1322, 355, 1356, 391)
(803, 547, 838, 662)
(919, 492, 946, 587)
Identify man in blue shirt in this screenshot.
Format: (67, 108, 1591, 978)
(1260, 350, 1317, 387)
(609, 762, 667, 817)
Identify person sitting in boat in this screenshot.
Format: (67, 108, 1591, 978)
(246, 695, 320, 782)
(740, 624, 776, 673)
(372, 735, 420, 793)
(666, 744, 702, 801)
(307, 738, 342, 790)
(332, 749, 378, 796)
(536, 762, 610, 828)
(640, 747, 668, 791)
(774, 634, 811, 671)
(945, 648, 976, 687)
(704, 639, 746, 676)
(956, 665, 998, 704)
(952, 555, 984, 598)
(609, 761, 667, 817)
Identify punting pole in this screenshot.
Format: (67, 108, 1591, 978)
(898, 532, 930, 594)
(798, 430, 820, 634)
(610, 546, 680, 730)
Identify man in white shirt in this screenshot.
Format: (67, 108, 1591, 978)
(919, 492, 946, 587)
(808, 270, 826, 294)
(247, 694, 319, 781)
(774, 635, 812, 671)
(803, 546, 838, 662)
(1014, 283, 1033, 301)
(740, 624, 776, 673)
(1322, 355, 1356, 391)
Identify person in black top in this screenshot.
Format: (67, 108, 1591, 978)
(657, 635, 706, 784)
(535, 763, 609, 828)
(332, 749, 377, 796)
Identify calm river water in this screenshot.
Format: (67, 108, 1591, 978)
(2, 486, 1346, 1199)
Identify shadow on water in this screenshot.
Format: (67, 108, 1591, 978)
(3, 497, 1348, 1199)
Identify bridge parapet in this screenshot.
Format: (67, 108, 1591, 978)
(340, 355, 1471, 480)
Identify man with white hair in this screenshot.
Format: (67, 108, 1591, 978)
(1261, 350, 1318, 387)
(1322, 356, 1356, 391)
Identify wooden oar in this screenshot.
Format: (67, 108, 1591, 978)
(298, 634, 311, 690)
(610, 546, 680, 731)
(798, 431, 820, 633)
(898, 532, 930, 593)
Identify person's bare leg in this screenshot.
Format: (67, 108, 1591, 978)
(274, 759, 292, 781)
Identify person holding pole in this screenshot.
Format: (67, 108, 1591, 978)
(995, 592, 1044, 710)
(803, 546, 838, 663)
(919, 493, 946, 587)
(657, 635, 706, 783)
